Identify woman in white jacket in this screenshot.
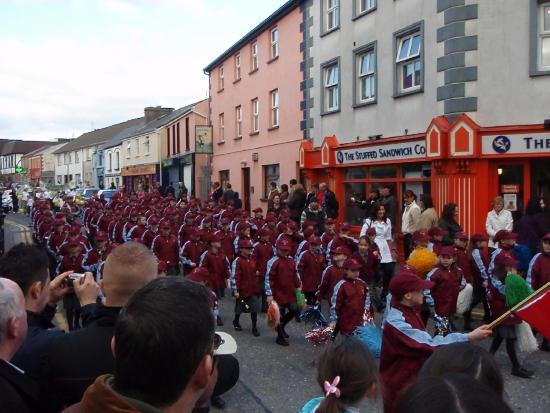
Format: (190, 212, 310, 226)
(485, 196, 513, 249)
(360, 203, 395, 307)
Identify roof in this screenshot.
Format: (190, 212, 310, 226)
(26, 142, 68, 157)
(22, 145, 50, 158)
(100, 120, 147, 150)
(128, 101, 201, 137)
(0, 140, 56, 156)
(203, 0, 299, 73)
(53, 117, 145, 154)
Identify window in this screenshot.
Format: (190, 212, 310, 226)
(115, 151, 120, 170)
(144, 136, 150, 154)
(270, 28, 279, 59)
(75, 151, 79, 163)
(355, 46, 376, 104)
(218, 66, 224, 91)
(219, 170, 230, 189)
(108, 152, 112, 171)
(251, 98, 259, 133)
(57, 175, 62, 184)
(270, 89, 279, 128)
(57, 154, 62, 166)
(325, 0, 339, 32)
(356, 0, 376, 16)
(135, 139, 140, 156)
(126, 142, 131, 158)
(235, 53, 241, 80)
(68, 153, 72, 164)
(322, 60, 340, 113)
(87, 148, 91, 161)
(251, 42, 259, 71)
(263, 164, 280, 198)
(540, 2, 550, 69)
(395, 26, 423, 94)
(235, 106, 242, 138)
(219, 113, 225, 141)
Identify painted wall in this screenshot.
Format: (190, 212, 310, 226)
(123, 131, 161, 168)
(54, 149, 83, 187)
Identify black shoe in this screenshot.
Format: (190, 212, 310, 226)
(511, 366, 534, 379)
(540, 343, 550, 352)
(252, 327, 260, 337)
(276, 336, 289, 346)
(217, 316, 224, 327)
(233, 320, 242, 331)
(211, 395, 226, 409)
(281, 327, 289, 339)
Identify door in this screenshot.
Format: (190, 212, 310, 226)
(531, 160, 550, 224)
(242, 167, 251, 212)
(495, 163, 526, 217)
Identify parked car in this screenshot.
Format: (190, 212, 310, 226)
(97, 189, 117, 203)
(76, 187, 99, 201)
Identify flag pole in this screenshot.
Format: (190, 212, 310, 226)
(487, 281, 550, 330)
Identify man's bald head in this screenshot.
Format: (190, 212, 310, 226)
(102, 243, 159, 307)
(0, 278, 27, 360)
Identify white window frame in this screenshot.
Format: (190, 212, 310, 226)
(115, 150, 120, 171)
(126, 142, 131, 158)
(323, 63, 339, 112)
(219, 113, 225, 141)
(251, 42, 259, 71)
(108, 152, 112, 172)
(75, 151, 79, 163)
(57, 154, 62, 166)
(235, 53, 241, 80)
(135, 139, 140, 156)
(396, 32, 422, 93)
(357, 49, 376, 103)
(251, 98, 260, 133)
(144, 136, 150, 155)
(218, 66, 224, 90)
(270, 28, 279, 59)
(539, 2, 550, 70)
(326, 0, 339, 32)
(235, 106, 242, 138)
(270, 89, 279, 128)
(357, 0, 376, 15)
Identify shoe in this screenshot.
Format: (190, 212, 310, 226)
(276, 336, 289, 346)
(295, 315, 301, 323)
(540, 343, 550, 352)
(216, 316, 224, 327)
(252, 327, 260, 337)
(233, 320, 242, 331)
(281, 327, 289, 339)
(211, 395, 226, 409)
(511, 366, 534, 379)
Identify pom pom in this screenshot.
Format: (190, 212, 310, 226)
(516, 321, 539, 353)
(353, 323, 382, 358)
(300, 305, 328, 328)
(406, 247, 437, 279)
(305, 327, 334, 345)
(266, 301, 280, 330)
(505, 273, 534, 308)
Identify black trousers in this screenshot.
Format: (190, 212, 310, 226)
(403, 233, 413, 260)
(380, 262, 396, 301)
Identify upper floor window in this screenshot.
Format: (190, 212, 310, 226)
(270, 28, 279, 59)
(539, 3, 550, 69)
(57, 154, 62, 166)
(395, 25, 423, 95)
(135, 139, 140, 155)
(235, 53, 241, 80)
(355, 46, 376, 104)
(75, 151, 79, 163)
(218, 66, 224, 91)
(108, 153, 113, 171)
(356, 0, 376, 15)
(270, 89, 279, 128)
(325, 0, 339, 32)
(87, 148, 92, 161)
(219, 113, 225, 141)
(323, 60, 340, 113)
(251, 98, 260, 133)
(126, 142, 131, 158)
(251, 42, 259, 71)
(115, 151, 120, 170)
(144, 136, 150, 154)
(235, 106, 242, 138)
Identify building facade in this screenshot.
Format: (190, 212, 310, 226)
(204, 1, 304, 211)
(0, 141, 55, 184)
(300, 0, 550, 234)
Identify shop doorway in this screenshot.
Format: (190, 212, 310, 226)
(242, 167, 251, 212)
(496, 163, 525, 218)
(531, 160, 550, 223)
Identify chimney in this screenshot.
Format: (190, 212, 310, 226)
(144, 106, 174, 123)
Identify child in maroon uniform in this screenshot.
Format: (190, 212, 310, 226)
(316, 246, 349, 307)
(320, 217, 336, 254)
(454, 231, 472, 283)
(352, 235, 381, 310)
(231, 239, 260, 336)
(151, 221, 180, 275)
(330, 258, 371, 336)
(216, 217, 236, 262)
(252, 228, 274, 312)
(326, 222, 357, 264)
(199, 233, 230, 300)
(427, 227, 445, 255)
(296, 235, 326, 305)
(179, 228, 205, 276)
(464, 233, 491, 329)
(141, 216, 160, 248)
(424, 245, 466, 336)
(265, 238, 302, 346)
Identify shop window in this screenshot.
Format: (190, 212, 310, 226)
(344, 182, 366, 226)
(264, 164, 280, 198)
(370, 165, 397, 179)
(345, 167, 367, 180)
(401, 163, 431, 179)
(401, 181, 431, 205)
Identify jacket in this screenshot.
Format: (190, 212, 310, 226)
(485, 209, 513, 248)
(265, 256, 301, 305)
(231, 256, 260, 297)
(140, 228, 158, 249)
(316, 264, 345, 302)
(424, 265, 466, 317)
(0, 359, 39, 413)
(287, 189, 307, 221)
(515, 213, 547, 255)
(470, 248, 489, 287)
(331, 277, 370, 335)
(216, 229, 236, 261)
(296, 249, 325, 293)
(527, 252, 550, 290)
(401, 200, 421, 234)
(380, 301, 469, 413)
(320, 231, 335, 253)
(251, 240, 273, 279)
(47, 230, 68, 257)
(179, 239, 206, 275)
(199, 250, 230, 290)
(82, 244, 117, 275)
(177, 223, 195, 247)
(455, 246, 472, 283)
(300, 206, 326, 235)
(151, 234, 179, 267)
(57, 254, 84, 275)
(486, 279, 521, 327)
(438, 219, 462, 246)
(418, 208, 438, 231)
(323, 189, 339, 219)
(126, 224, 146, 241)
(351, 249, 380, 284)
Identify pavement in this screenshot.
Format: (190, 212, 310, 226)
(3, 213, 550, 413)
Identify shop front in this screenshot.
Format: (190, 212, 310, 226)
(121, 164, 159, 194)
(161, 153, 195, 195)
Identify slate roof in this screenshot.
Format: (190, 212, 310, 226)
(100, 120, 147, 150)
(0, 140, 56, 156)
(128, 102, 200, 137)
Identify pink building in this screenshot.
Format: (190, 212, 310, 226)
(204, 1, 303, 211)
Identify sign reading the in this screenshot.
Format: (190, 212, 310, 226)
(482, 133, 550, 155)
(335, 140, 426, 165)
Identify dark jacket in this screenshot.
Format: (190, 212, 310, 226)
(515, 213, 546, 255)
(323, 190, 339, 219)
(438, 219, 462, 246)
(332, 277, 369, 335)
(265, 256, 301, 305)
(301, 206, 326, 235)
(43, 305, 121, 410)
(231, 256, 260, 297)
(0, 359, 39, 413)
(286, 189, 306, 221)
(381, 195, 397, 230)
(222, 189, 235, 203)
(296, 249, 325, 293)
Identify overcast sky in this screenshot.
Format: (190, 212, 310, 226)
(0, 0, 286, 141)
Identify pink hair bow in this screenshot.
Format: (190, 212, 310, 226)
(323, 376, 341, 398)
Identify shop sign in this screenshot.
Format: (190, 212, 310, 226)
(195, 126, 213, 154)
(162, 159, 174, 168)
(482, 133, 550, 155)
(121, 164, 157, 176)
(335, 140, 426, 165)
(501, 184, 519, 194)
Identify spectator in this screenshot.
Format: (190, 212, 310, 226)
(222, 183, 236, 204)
(381, 185, 397, 231)
(419, 342, 504, 398)
(289, 179, 298, 193)
(109, 182, 116, 190)
(178, 182, 188, 200)
(485, 196, 513, 249)
(395, 374, 513, 413)
(232, 191, 243, 210)
(0, 277, 38, 413)
(350, 188, 380, 220)
(300, 200, 326, 236)
(418, 193, 438, 231)
(320, 183, 339, 219)
(267, 182, 280, 209)
(305, 183, 319, 208)
(280, 184, 290, 205)
(268, 194, 284, 218)
(11, 187, 19, 213)
(401, 190, 422, 259)
(0, 244, 97, 378)
(438, 203, 463, 246)
(44, 242, 158, 409)
(63, 277, 225, 413)
(165, 182, 176, 197)
(211, 182, 223, 203)
(287, 183, 307, 225)
(515, 199, 547, 255)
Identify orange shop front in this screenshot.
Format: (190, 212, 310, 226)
(121, 164, 160, 194)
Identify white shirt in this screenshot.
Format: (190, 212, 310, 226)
(485, 209, 513, 248)
(360, 218, 393, 263)
(401, 200, 421, 234)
